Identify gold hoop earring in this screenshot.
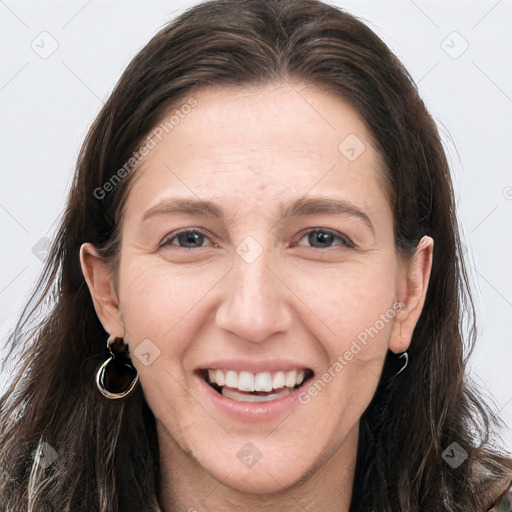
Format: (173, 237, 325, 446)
(95, 336, 139, 399)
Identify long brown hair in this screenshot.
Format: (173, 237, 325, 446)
(1, 1, 511, 510)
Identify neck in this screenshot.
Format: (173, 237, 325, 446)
(157, 422, 358, 512)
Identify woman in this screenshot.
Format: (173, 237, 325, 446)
(1, 0, 511, 510)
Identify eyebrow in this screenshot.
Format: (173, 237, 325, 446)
(141, 195, 374, 234)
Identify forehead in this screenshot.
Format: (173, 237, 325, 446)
(123, 82, 390, 226)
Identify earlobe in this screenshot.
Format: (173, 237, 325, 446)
(79, 243, 124, 337)
(389, 235, 434, 354)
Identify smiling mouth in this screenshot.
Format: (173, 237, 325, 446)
(199, 368, 314, 402)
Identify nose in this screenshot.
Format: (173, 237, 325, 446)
(215, 243, 293, 343)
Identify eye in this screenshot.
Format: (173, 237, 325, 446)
(159, 227, 354, 251)
(159, 228, 217, 250)
(295, 229, 354, 250)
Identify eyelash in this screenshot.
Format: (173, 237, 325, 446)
(159, 227, 355, 251)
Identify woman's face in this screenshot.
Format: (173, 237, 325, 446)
(82, 82, 432, 496)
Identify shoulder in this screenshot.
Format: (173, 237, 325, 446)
(488, 482, 512, 511)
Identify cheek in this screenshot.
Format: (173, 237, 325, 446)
(295, 255, 398, 355)
(336, 282, 396, 360)
(116, 257, 233, 412)
(304, 268, 396, 423)
(119, 248, 398, 371)
(116, 260, 217, 432)
(118, 257, 225, 338)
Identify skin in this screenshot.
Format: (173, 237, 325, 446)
(80, 81, 433, 511)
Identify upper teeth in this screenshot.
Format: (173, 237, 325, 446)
(207, 369, 306, 392)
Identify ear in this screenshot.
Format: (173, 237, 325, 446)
(389, 235, 434, 354)
(79, 242, 124, 337)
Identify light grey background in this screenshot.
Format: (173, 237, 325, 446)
(1, 0, 511, 449)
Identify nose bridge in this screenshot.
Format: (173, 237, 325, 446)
(215, 239, 291, 342)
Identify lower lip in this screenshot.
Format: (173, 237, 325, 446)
(197, 373, 310, 422)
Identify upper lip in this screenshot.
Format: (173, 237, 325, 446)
(196, 359, 314, 374)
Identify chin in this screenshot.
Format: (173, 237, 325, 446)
(188, 440, 318, 495)
(210, 457, 307, 495)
